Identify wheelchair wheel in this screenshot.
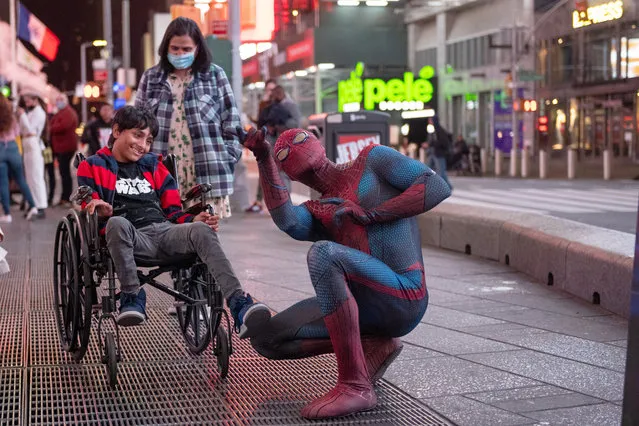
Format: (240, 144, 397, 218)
(104, 332, 118, 389)
(53, 218, 78, 352)
(214, 325, 230, 379)
(176, 279, 211, 354)
(72, 213, 98, 361)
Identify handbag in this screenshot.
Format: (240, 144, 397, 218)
(42, 147, 53, 165)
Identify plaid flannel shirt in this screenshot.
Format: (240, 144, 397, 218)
(135, 63, 242, 197)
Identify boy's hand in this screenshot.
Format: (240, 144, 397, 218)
(84, 199, 113, 217)
(194, 212, 219, 232)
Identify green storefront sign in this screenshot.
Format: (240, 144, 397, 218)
(338, 62, 435, 112)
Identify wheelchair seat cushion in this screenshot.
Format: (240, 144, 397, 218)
(135, 253, 198, 268)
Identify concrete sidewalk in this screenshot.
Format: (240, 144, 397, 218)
(225, 213, 628, 426)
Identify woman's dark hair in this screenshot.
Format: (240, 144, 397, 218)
(108, 106, 159, 148)
(158, 17, 211, 73)
(0, 96, 14, 134)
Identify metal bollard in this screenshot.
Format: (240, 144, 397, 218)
(603, 149, 611, 180)
(521, 147, 529, 178)
(419, 147, 427, 164)
(495, 149, 503, 176)
(539, 150, 548, 179)
(480, 148, 488, 174)
(567, 149, 576, 179)
(509, 148, 518, 177)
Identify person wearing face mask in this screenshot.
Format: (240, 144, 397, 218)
(135, 17, 242, 224)
(18, 92, 48, 219)
(50, 95, 79, 207)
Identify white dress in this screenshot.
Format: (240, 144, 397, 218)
(19, 106, 48, 209)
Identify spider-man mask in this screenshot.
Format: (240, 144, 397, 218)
(274, 129, 328, 188)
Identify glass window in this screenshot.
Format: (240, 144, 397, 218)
(549, 37, 573, 84)
(584, 34, 616, 82)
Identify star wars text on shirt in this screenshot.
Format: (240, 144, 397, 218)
(115, 177, 153, 195)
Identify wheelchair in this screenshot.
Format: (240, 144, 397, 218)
(52, 153, 232, 389)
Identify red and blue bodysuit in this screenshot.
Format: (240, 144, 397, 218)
(242, 128, 451, 419)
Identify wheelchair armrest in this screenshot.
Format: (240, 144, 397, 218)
(184, 202, 207, 216)
(183, 183, 213, 203)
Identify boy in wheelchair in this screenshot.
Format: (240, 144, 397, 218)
(76, 106, 270, 336)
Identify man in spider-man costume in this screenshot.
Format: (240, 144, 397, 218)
(240, 127, 451, 419)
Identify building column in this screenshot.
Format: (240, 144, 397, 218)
(407, 23, 416, 72)
(436, 12, 449, 127)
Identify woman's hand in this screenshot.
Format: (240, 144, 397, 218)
(194, 211, 220, 232)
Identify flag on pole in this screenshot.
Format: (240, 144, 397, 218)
(17, 3, 60, 62)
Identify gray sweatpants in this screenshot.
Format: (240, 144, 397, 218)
(105, 217, 242, 299)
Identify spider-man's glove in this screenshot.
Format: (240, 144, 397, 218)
(230, 126, 271, 162)
(320, 198, 377, 227)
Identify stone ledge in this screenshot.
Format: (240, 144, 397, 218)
(419, 203, 635, 318)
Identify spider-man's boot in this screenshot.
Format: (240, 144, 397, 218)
(300, 297, 376, 419)
(362, 337, 403, 384)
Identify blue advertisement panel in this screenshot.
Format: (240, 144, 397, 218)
(493, 89, 523, 153)
(622, 202, 639, 425)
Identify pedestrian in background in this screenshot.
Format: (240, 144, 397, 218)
(81, 102, 113, 156)
(50, 95, 79, 208)
(18, 93, 48, 219)
(245, 79, 277, 213)
(37, 97, 56, 206)
(0, 95, 38, 223)
(424, 116, 452, 189)
(135, 17, 242, 219)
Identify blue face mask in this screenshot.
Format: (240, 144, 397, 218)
(56, 101, 66, 110)
(167, 52, 195, 70)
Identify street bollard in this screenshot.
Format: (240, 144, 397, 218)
(567, 149, 576, 179)
(521, 147, 529, 178)
(539, 150, 548, 179)
(495, 150, 503, 176)
(603, 149, 611, 180)
(509, 148, 518, 177)
(419, 147, 426, 164)
(480, 148, 488, 174)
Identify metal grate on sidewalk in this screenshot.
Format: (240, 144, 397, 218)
(1, 214, 455, 426)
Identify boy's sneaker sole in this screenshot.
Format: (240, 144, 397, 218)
(117, 310, 146, 327)
(238, 303, 271, 339)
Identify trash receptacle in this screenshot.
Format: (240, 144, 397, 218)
(308, 111, 390, 165)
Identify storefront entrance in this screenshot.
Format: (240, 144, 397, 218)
(579, 92, 636, 160)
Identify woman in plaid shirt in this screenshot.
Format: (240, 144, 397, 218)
(135, 17, 242, 219)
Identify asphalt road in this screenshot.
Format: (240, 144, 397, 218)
(446, 177, 638, 234)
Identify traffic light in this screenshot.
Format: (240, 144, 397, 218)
(523, 99, 537, 112)
(513, 99, 538, 112)
(537, 116, 549, 134)
(537, 116, 550, 150)
(504, 73, 513, 99)
(83, 82, 102, 99)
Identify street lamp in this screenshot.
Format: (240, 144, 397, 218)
(80, 39, 107, 124)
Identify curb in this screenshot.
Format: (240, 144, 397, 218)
(418, 203, 635, 318)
